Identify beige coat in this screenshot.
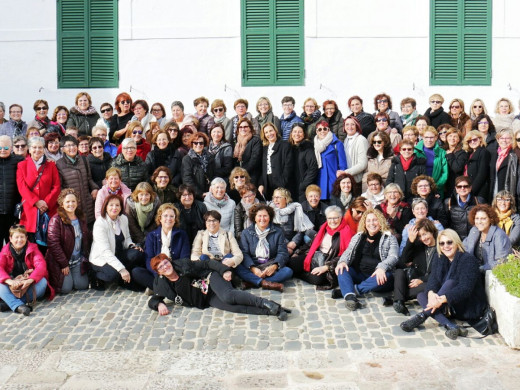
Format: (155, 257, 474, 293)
(362, 156, 393, 192)
(191, 228, 243, 267)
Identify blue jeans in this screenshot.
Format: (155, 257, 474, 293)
(0, 277, 48, 311)
(338, 267, 393, 297)
(199, 253, 233, 262)
(234, 263, 293, 286)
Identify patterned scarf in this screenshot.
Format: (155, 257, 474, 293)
(379, 201, 408, 230)
(188, 148, 210, 173)
(496, 146, 511, 171)
(208, 141, 222, 155)
(11, 119, 25, 137)
(300, 110, 322, 125)
(34, 115, 50, 129)
(269, 201, 314, 232)
(72, 105, 98, 116)
(107, 186, 123, 196)
(233, 131, 253, 161)
(255, 225, 270, 263)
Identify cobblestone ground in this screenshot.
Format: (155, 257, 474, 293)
(0, 279, 517, 389)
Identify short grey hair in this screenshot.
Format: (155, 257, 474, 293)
(28, 136, 45, 148)
(171, 100, 184, 111)
(0, 135, 12, 146)
(13, 135, 27, 145)
(92, 125, 108, 135)
(0, 102, 5, 112)
(325, 205, 342, 218)
(384, 183, 404, 200)
(210, 177, 226, 188)
(121, 138, 136, 148)
(411, 198, 428, 211)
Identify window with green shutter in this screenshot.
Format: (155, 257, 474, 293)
(430, 0, 491, 86)
(241, 0, 304, 86)
(57, 0, 118, 88)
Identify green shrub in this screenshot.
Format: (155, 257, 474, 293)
(493, 254, 520, 298)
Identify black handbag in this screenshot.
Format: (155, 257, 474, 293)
(403, 266, 420, 283)
(468, 306, 498, 336)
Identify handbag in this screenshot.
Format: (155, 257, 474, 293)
(467, 306, 498, 337)
(403, 266, 420, 283)
(9, 269, 37, 305)
(14, 165, 45, 220)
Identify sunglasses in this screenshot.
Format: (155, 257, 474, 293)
(100, 108, 112, 113)
(192, 141, 204, 146)
(14, 144, 26, 149)
(214, 108, 224, 113)
(37, 106, 48, 111)
(151, 108, 162, 113)
(473, 105, 483, 109)
(168, 128, 178, 132)
(120, 100, 131, 105)
(0, 146, 9, 150)
(377, 99, 388, 104)
(430, 100, 442, 104)
(352, 209, 365, 215)
(132, 130, 143, 135)
(376, 118, 388, 123)
(91, 146, 103, 150)
(400, 148, 413, 152)
(477, 121, 489, 125)
(238, 126, 250, 130)
(469, 138, 480, 143)
(316, 127, 329, 132)
(439, 131, 447, 135)
(439, 240, 453, 247)
(234, 175, 246, 179)
(450, 105, 461, 109)
(456, 184, 470, 189)
(373, 140, 383, 145)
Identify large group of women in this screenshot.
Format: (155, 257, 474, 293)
(0, 92, 518, 339)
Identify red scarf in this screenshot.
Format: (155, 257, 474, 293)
(303, 219, 354, 272)
(399, 155, 413, 171)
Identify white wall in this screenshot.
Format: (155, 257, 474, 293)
(0, 0, 519, 121)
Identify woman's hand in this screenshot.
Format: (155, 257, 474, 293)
(391, 128, 398, 134)
(91, 189, 98, 199)
(426, 291, 443, 313)
(335, 262, 349, 275)
(119, 269, 131, 283)
(223, 271, 232, 281)
(363, 200, 373, 210)
(408, 225, 418, 243)
(262, 264, 278, 278)
(21, 279, 34, 289)
(157, 302, 170, 316)
(311, 265, 328, 276)
(258, 185, 264, 195)
(371, 268, 387, 285)
(336, 170, 345, 178)
(409, 279, 423, 288)
(62, 266, 70, 276)
(5, 279, 21, 289)
(35, 200, 48, 213)
(250, 266, 263, 278)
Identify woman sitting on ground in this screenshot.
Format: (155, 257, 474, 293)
(492, 190, 520, 247)
(393, 219, 438, 316)
(400, 229, 487, 340)
(0, 225, 54, 316)
(288, 206, 354, 289)
(335, 209, 398, 311)
(148, 253, 290, 320)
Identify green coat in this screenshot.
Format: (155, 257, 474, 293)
(414, 140, 448, 198)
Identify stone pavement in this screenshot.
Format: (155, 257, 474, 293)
(0, 279, 518, 389)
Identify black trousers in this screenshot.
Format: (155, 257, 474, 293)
(393, 268, 426, 301)
(208, 272, 270, 315)
(287, 254, 328, 286)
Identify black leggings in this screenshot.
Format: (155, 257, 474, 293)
(393, 268, 426, 301)
(287, 254, 328, 286)
(208, 272, 270, 315)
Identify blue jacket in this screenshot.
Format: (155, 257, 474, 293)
(280, 111, 301, 140)
(239, 223, 289, 269)
(427, 251, 487, 321)
(463, 225, 512, 270)
(144, 226, 191, 275)
(318, 135, 348, 200)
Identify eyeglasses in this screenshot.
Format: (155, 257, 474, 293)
(157, 175, 169, 180)
(214, 108, 224, 113)
(120, 100, 131, 105)
(0, 146, 9, 150)
(496, 198, 512, 203)
(192, 141, 204, 146)
(304, 105, 315, 109)
(477, 121, 489, 125)
(238, 126, 250, 130)
(316, 127, 329, 132)
(132, 130, 143, 135)
(430, 100, 442, 104)
(376, 118, 388, 123)
(151, 108, 162, 113)
(206, 219, 219, 224)
(100, 108, 112, 113)
(456, 184, 470, 189)
(63, 144, 77, 149)
(469, 138, 480, 143)
(439, 240, 453, 247)
(327, 216, 341, 221)
(10, 110, 22, 114)
(400, 148, 413, 152)
(234, 175, 245, 179)
(157, 261, 170, 271)
(368, 182, 381, 187)
(181, 193, 193, 198)
(36, 106, 48, 111)
(243, 193, 255, 199)
(373, 140, 383, 145)
(14, 144, 26, 149)
(377, 99, 388, 104)
(123, 146, 136, 150)
(282, 103, 294, 107)
(516, 138, 520, 143)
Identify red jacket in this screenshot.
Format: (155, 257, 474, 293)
(0, 242, 55, 300)
(16, 157, 61, 233)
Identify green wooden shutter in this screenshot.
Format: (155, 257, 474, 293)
(430, 0, 491, 86)
(57, 0, 119, 88)
(241, 0, 304, 86)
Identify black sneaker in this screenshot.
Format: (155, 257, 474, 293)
(445, 325, 468, 340)
(15, 304, 31, 316)
(393, 300, 410, 316)
(344, 295, 361, 311)
(400, 312, 427, 332)
(0, 300, 9, 312)
(331, 288, 343, 299)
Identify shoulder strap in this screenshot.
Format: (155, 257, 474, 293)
(31, 164, 45, 191)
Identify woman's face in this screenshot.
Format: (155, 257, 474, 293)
(119, 98, 131, 114)
(156, 259, 175, 278)
(133, 104, 145, 120)
(9, 106, 22, 122)
(423, 131, 437, 149)
(306, 191, 320, 208)
(155, 170, 170, 189)
(205, 216, 220, 233)
(418, 229, 435, 247)
(160, 209, 176, 230)
(316, 124, 330, 140)
(13, 141, 27, 157)
(401, 103, 414, 115)
(349, 99, 362, 115)
(449, 101, 462, 117)
(344, 118, 358, 136)
(107, 174, 121, 190)
(151, 105, 164, 120)
(192, 137, 205, 154)
(438, 128, 448, 142)
(367, 180, 382, 195)
(106, 198, 121, 220)
(340, 177, 352, 194)
(377, 97, 389, 112)
(255, 209, 270, 230)
(403, 130, 417, 144)
(263, 125, 277, 144)
(257, 99, 269, 115)
(238, 122, 252, 138)
(241, 190, 255, 205)
(91, 141, 104, 158)
(477, 118, 490, 134)
(376, 117, 388, 131)
(351, 207, 365, 222)
(62, 194, 78, 215)
(365, 213, 381, 236)
(137, 191, 151, 206)
(304, 100, 316, 116)
(385, 188, 401, 205)
(101, 105, 113, 120)
(156, 133, 169, 150)
(474, 211, 491, 232)
(416, 119, 428, 133)
(472, 101, 484, 116)
(235, 103, 247, 117)
(10, 232, 27, 250)
(326, 212, 342, 230)
(211, 127, 224, 144)
(290, 126, 305, 144)
(446, 132, 460, 149)
(416, 180, 431, 197)
(272, 192, 287, 209)
(498, 101, 511, 115)
(372, 136, 384, 153)
(324, 104, 335, 118)
(28, 129, 40, 139)
(182, 131, 194, 147)
(211, 183, 226, 200)
(467, 134, 481, 150)
(171, 105, 184, 121)
(180, 191, 194, 208)
(93, 129, 107, 142)
(47, 139, 60, 154)
(196, 102, 208, 117)
(413, 203, 428, 220)
(77, 95, 90, 111)
(213, 106, 225, 119)
(429, 98, 442, 111)
(439, 236, 456, 259)
(131, 126, 144, 143)
(122, 143, 137, 161)
(168, 126, 179, 141)
(78, 140, 89, 154)
(498, 133, 512, 150)
(233, 172, 247, 189)
(57, 109, 68, 124)
(30, 142, 44, 161)
(496, 196, 512, 213)
(400, 144, 414, 160)
(35, 103, 48, 119)
(0, 139, 10, 159)
(455, 181, 471, 198)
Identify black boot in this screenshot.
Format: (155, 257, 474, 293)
(393, 300, 410, 316)
(15, 304, 31, 316)
(445, 324, 468, 340)
(400, 312, 427, 332)
(0, 300, 9, 312)
(262, 300, 289, 321)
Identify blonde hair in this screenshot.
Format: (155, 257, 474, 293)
(273, 187, 292, 204)
(495, 98, 514, 114)
(155, 203, 180, 227)
(357, 209, 390, 234)
(462, 130, 486, 152)
(131, 182, 156, 203)
(436, 229, 464, 256)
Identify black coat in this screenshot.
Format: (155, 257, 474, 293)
(399, 239, 435, 283)
(445, 149, 469, 198)
(386, 155, 426, 200)
(236, 136, 262, 185)
(291, 141, 319, 203)
(427, 251, 487, 321)
(465, 146, 490, 202)
(423, 107, 451, 129)
(145, 145, 183, 186)
(425, 193, 449, 228)
(444, 193, 484, 240)
(259, 139, 293, 199)
(0, 154, 22, 214)
(348, 112, 375, 139)
(301, 200, 327, 231)
(88, 153, 112, 188)
(175, 200, 207, 243)
(111, 154, 148, 191)
(489, 149, 518, 201)
(181, 152, 215, 200)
